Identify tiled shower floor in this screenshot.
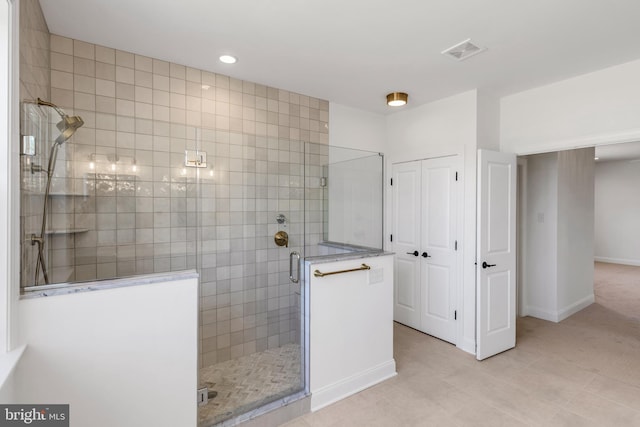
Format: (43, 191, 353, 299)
(198, 344, 302, 426)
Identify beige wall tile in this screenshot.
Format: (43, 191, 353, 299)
(115, 50, 135, 68)
(115, 66, 135, 84)
(51, 70, 73, 90)
(95, 62, 115, 80)
(134, 70, 153, 88)
(74, 57, 95, 77)
(50, 35, 73, 55)
(96, 79, 115, 97)
(95, 45, 115, 64)
(73, 40, 94, 60)
(51, 52, 74, 72)
(134, 55, 153, 72)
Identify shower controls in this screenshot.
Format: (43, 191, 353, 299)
(185, 150, 207, 168)
(274, 231, 289, 247)
(22, 135, 36, 156)
(276, 214, 286, 224)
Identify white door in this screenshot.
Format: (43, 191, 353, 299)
(392, 161, 422, 329)
(476, 149, 517, 360)
(421, 156, 458, 344)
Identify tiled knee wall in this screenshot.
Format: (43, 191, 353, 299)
(19, 0, 329, 367)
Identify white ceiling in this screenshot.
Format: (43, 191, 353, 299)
(39, 0, 640, 115)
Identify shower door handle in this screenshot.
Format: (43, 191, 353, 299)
(290, 251, 300, 283)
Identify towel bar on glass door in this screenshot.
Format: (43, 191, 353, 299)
(313, 263, 371, 278)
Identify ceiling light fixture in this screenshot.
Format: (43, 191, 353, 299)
(219, 55, 237, 64)
(594, 157, 600, 160)
(387, 92, 408, 107)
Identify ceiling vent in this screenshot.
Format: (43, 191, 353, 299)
(441, 39, 486, 61)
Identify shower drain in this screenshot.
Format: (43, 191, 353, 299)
(197, 386, 219, 406)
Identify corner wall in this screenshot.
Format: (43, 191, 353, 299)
(556, 148, 595, 318)
(594, 160, 640, 266)
(522, 153, 558, 319)
(521, 148, 595, 322)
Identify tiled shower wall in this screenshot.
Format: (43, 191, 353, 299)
(20, 0, 329, 366)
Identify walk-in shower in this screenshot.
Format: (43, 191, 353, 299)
(25, 98, 84, 285)
(18, 23, 383, 426)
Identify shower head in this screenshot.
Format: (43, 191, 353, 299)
(55, 114, 84, 145)
(35, 98, 84, 145)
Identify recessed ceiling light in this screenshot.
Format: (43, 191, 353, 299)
(594, 157, 600, 160)
(219, 55, 237, 64)
(201, 85, 210, 90)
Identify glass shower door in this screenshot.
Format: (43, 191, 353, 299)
(196, 132, 308, 426)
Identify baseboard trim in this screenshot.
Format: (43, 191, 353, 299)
(310, 359, 397, 412)
(525, 294, 595, 323)
(524, 305, 559, 322)
(595, 256, 640, 267)
(457, 338, 476, 355)
(557, 294, 595, 322)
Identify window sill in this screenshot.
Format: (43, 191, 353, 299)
(0, 345, 26, 390)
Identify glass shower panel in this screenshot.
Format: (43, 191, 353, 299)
(19, 111, 204, 289)
(324, 149, 383, 249)
(305, 143, 383, 256)
(21, 102, 49, 287)
(20, 102, 81, 286)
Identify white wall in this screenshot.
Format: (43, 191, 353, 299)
(308, 254, 395, 411)
(595, 160, 640, 265)
(501, 59, 640, 155)
(556, 148, 595, 317)
(1, 0, 21, 357)
(329, 103, 386, 153)
(0, 0, 10, 355)
(477, 90, 500, 151)
(386, 90, 478, 354)
(523, 153, 559, 319)
(522, 148, 595, 322)
(14, 278, 198, 427)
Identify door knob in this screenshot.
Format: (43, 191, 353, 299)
(482, 261, 496, 269)
(421, 252, 431, 258)
(406, 251, 419, 256)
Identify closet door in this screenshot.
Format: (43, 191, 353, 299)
(421, 156, 458, 344)
(392, 161, 422, 329)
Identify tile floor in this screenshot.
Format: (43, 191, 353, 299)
(282, 262, 640, 426)
(199, 344, 302, 426)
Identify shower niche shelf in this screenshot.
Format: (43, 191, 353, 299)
(48, 192, 89, 197)
(45, 228, 89, 235)
(23, 191, 89, 197)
